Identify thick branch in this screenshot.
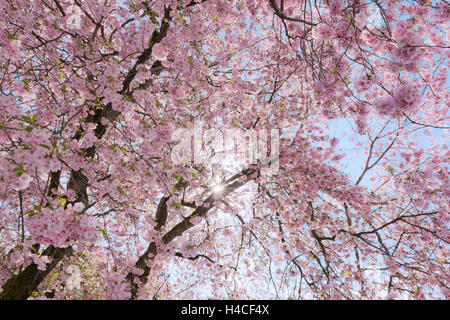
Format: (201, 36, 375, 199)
(126, 168, 258, 299)
(0, 246, 72, 300)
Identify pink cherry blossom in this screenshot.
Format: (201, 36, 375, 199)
(0, 0, 447, 301)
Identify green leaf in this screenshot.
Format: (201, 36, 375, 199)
(39, 144, 51, 150)
(60, 198, 67, 206)
(13, 164, 27, 176)
(26, 210, 36, 217)
(99, 228, 108, 240)
(21, 115, 32, 123)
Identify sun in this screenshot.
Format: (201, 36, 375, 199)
(210, 175, 225, 195)
(211, 184, 224, 194)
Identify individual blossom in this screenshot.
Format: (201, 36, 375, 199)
(73, 202, 85, 213)
(354, 74, 376, 93)
(328, 0, 345, 17)
(106, 273, 132, 300)
(180, 241, 199, 258)
(386, 291, 399, 300)
(32, 255, 50, 271)
(435, 1, 450, 24)
(152, 43, 168, 61)
(12, 173, 32, 191)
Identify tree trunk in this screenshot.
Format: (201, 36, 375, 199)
(0, 246, 72, 300)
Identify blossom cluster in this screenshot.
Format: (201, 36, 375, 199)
(27, 204, 98, 248)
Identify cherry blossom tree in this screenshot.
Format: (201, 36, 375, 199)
(0, 0, 448, 300)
